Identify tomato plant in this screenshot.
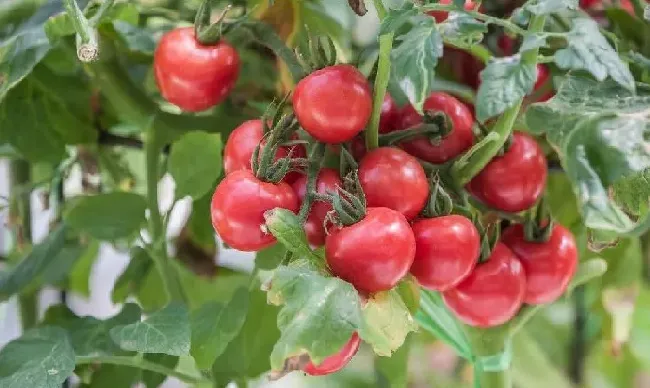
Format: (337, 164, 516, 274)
(1, 0, 649, 387)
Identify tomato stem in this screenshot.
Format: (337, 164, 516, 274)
(419, 3, 527, 36)
(62, 0, 99, 62)
(466, 326, 512, 388)
(298, 142, 326, 222)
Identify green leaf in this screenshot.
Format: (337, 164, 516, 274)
(190, 288, 249, 370)
(266, 260, 362, 370)
(185, 192, 217, 254)
(523, 0, 578, 15)
(391, 17, 443, 113)
(439, 13, 487, 47)
(24, 243, 87, 292)
(566, 259, 608, 295)
(475, 55, 537, 122)
(379, 3, 418, 35)
(169, 131, 223, 200)
(67, 240, 100, 297)
(612, 168, 650, 216)
(526, 75, 650, 238)
(112, 21, 156, 56)
(110, 303, 191, 356)
(511, 330, 574, 388)
(264, 208, 323, 265)
(112, 247, 152, 304)
(255, 243, 287, 270)
(141, 354, 179, 388)
(0, 224, 67, 301)
(374, 336, 411, 388)
(359, 289, 417, 357)
(554, 18, 634, 91)
(65, 192, 147, 240)
(0, 327, 75, 388)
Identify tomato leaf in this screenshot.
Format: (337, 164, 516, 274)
(0, 327, 75, 388)
(565, 258, 608, 295)
(439, 13, 487, 47)
(169, 131, 223, 200)
(475, 55, 537, 122)
(64, 192, 147, 240)
(0, 27, 51, 103)
(523, 0, 579, 15)
(67, 240, 100, 297)
(190, 288, 249, 370)
(374, 336, 411, 388)
(112, 247, 152, 304)
(264, 208, 323, 265)
(554, 18, 634, 91)
(110, 302, 191, 356)
(112, 21, 156, 56)
(379, 3, 418, 35)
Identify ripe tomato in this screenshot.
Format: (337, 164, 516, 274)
(428, 0, 476, 23)
(443, 47, 483, 89)
(502, 224, 578, 305)
(497, 35, 516, 56)
(154, 27, 240, 112)
(325, 207, 416, 293)
(291, 168, 342, 246)
(379, 93, 398, 134)
(410, 215, 481, 291)
(293, 65, 372, 143)
(358, 147, 429, 220)
(303, 333, 360, 376)
(223, 120, 306, 183)
(467, 131, 547, 213)
(211, 170, 298, 251)
(442, 243, 526, 327)
(397, 92, 474, 164)
(533, 64, 554, 102)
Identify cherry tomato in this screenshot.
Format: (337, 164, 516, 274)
(154, 27, 240, 112)
(410, 215, 481, 291)
(358, 147, 429, 220)
(379, 93, 398, 134)
(442, 243, 526, 327)
(326, 207, 416, 293)
(223, 120, 306, 183)
(428, 0, 476, 23)
(497, 35, 516, 56)
(467, 131, 547, 213)
(291, 168, 342, 246)
(350, 135, 368, 161)
(502, 224, 578, 305)
(397, 92, 474, 164)
(303, 333, 360, 376)
(533, 64, 554, 102)
(211, 170, 298, 251)
(444, 47, 483, 89)
(293, 65, 372, 143)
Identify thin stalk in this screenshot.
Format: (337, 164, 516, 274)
(298, 143, 326, 222)
(62, 0, 99, 62)
(467, 327, 512, 388)
(569, 286, 587, 385)
(420, 4, 526, 35)
(76, 355, 209, 384)
(89, 0, 116, 25)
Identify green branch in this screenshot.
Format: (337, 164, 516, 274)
(419, 4, 527, 35)
(76, 355, 209, 384)
(62, 0, 99, 62)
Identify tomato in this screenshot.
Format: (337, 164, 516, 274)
(497, 35, 516, 56)
(410, 215, 481, 291)
(443, 47, 483, 89)
(303, 333, 360, 376)
(293, 65, 372, 143)
(358, 147, 429, 220)
(325, 207, 416, 293)
(467, 131, 547, 213)
(223, 120, 306, 183)
(154, 27, 240, 112)
(428, 0, 476, 23)
(379, 93, 398, 134)
(502, 224, 578, 305)
(442, 243, 526, 327)
(291, 168, 342, 246)
(533, 64, 554, 102)
(211, 170, 299, 251)
(396, 92, 474, 164)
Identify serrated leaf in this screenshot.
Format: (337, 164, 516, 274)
(0, 27, 51, 103)
(266, 260, 362, 370)
(65, 192, 147, 240)
(264, 208, 323, 265)
(255, 243, 286, 270)
(439, 13, 487, 46)
(555, 18, 634, 91)
(612, 168, 650, 216)
(379, 3, 418, 35)
(523, 0, 578, 15)
(112, 21, 156, 55)
(520, 34, 548, 51)
(0, 327, 75, 388)
(169, 131, 223, 200)
(391, 17, 443, 113)
(476, 55, 537, 122)
(190, 288, 249, 370)
(110, 303, 191, 356)
(359, 290, 417, 357)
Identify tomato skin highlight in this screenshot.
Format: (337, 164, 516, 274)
(358, 147, 429, 220)
(468, 131, 547, 213)
(410, 215, 481, 291)
(325, 207, 416, 293)
(442, 243, 526, 328)
(291, 168, 342, 246)
(379, 93, 398, 134)
(293, 65, 372, 143)
(210, 170, 299, 251)
(502, 224, 578, 305)
(303, 333, 360, 376)
(397, 92, 474, 164)
(223, 119, 306, 183)
(154, 27, 240, 112)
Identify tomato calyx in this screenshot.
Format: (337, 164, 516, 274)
(378, 110, 453, 147)
(420, 174, 454, 218)
(252, 113, 303, 183)
(194, 1, 236, 45)
(297, 31, 338, 73)
(323, 171, 367, 227)
(523, 197, 554, 243)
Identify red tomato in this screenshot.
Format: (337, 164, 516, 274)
(497, 35, 516, 56)
(444, 47, 483, 89)
(303, 333, 360, 376)
(325, 207, 416, 293)
(154, 27, 240, 112)
(502, 224, 578, 305)
(223, 120, 306, 183)
(358, 147, 429, 220)
(442, 243, 526, 327)
(211, 170, 298, 251)
(410, 215, 481, 291)
(397, 92, 474, 164)
(467, 131, 547, 213)
(428, 0, 476, 23)
(379, 93, 398, 134)
(291, 168, 342, 246)
(350, 135, 368, 161)
(533, 64, 554, 102)
(293, 65, 372, 143)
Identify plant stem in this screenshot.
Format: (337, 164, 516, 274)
(62, 0, 99, 62)
(89, 0, 116, 25)
(569, 286, 587, 385)
(467, 327, 512, 388)
(419, 4, 526, 35)
(76, 355, 209, 384)
(145, 120, 185, 303)
(298, 143, 326, 222)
